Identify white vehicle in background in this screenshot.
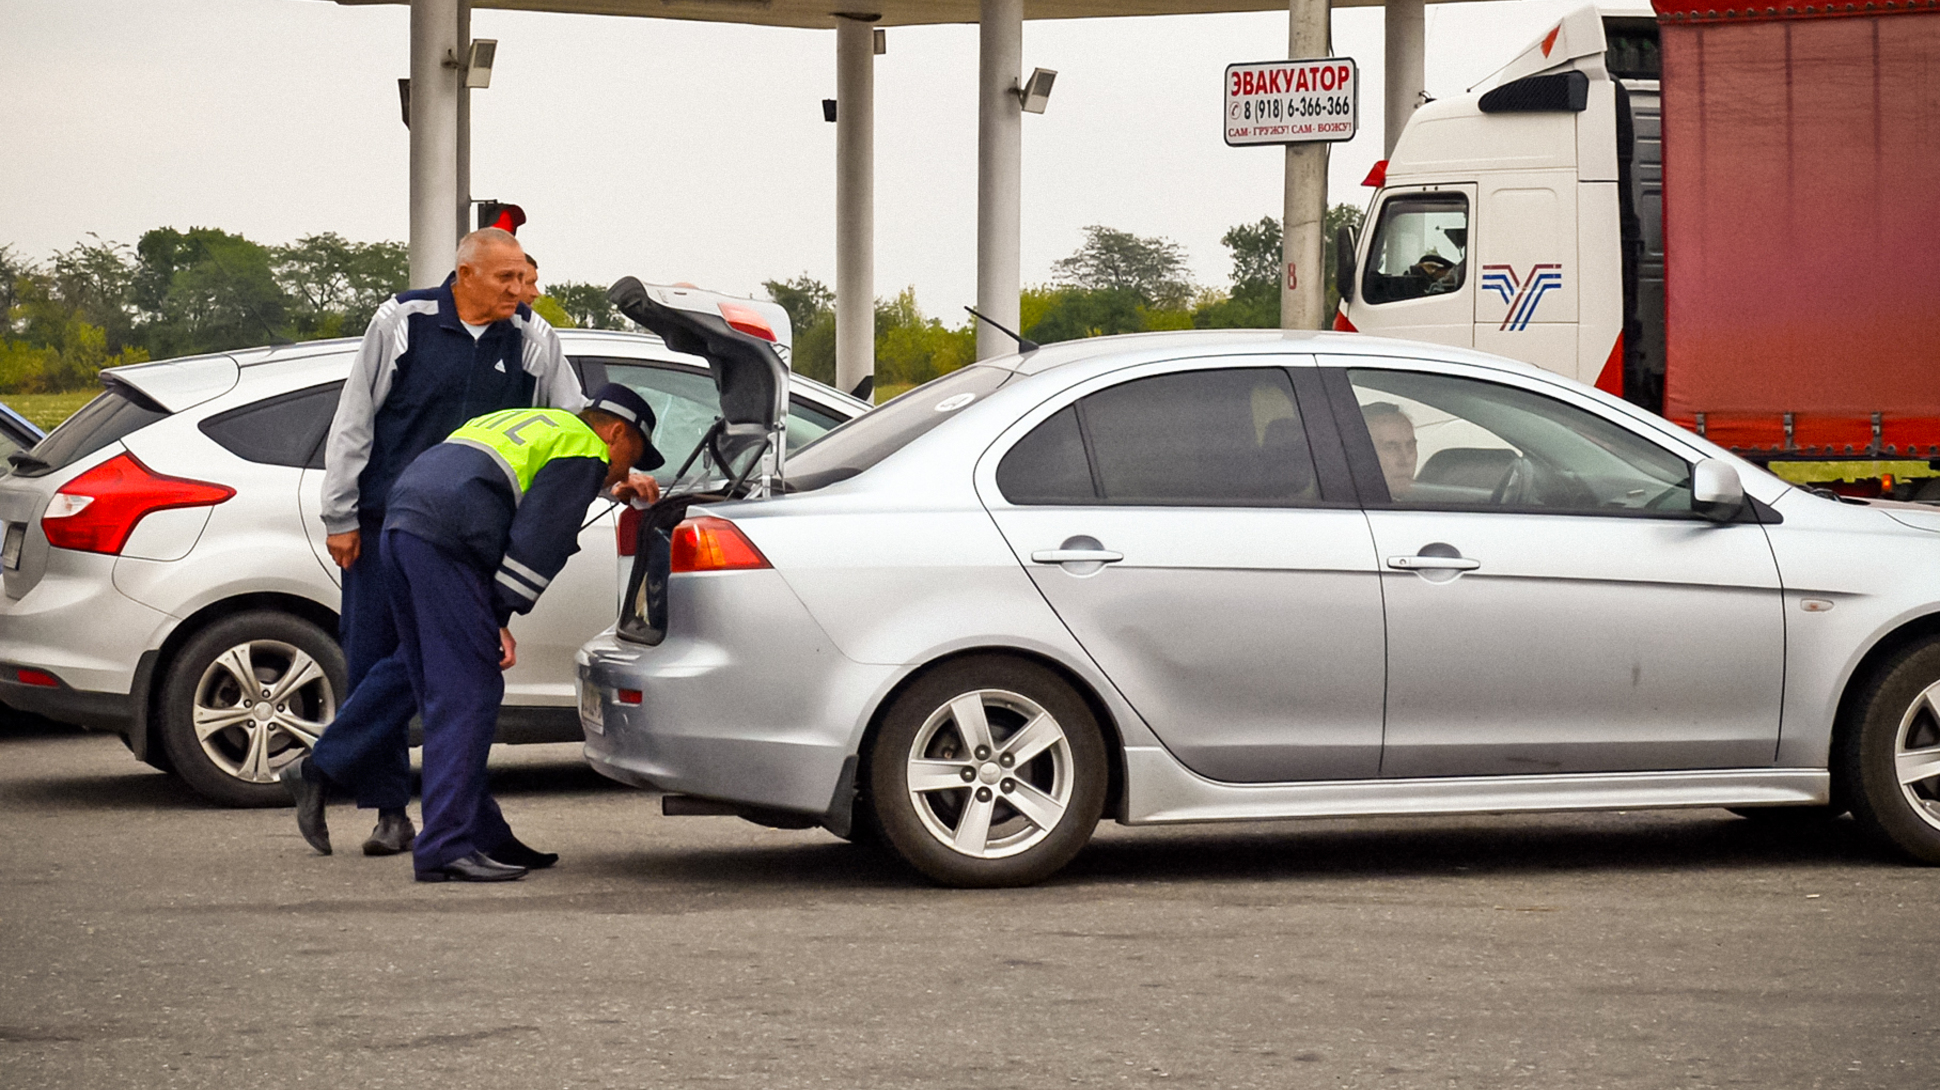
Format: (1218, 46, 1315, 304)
(0, 313, 867, 806)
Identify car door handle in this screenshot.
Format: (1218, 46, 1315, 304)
(1387, 555, 1480, 571)
(1032, 548, 1125, 564)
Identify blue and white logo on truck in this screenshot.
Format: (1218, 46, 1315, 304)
(1481, 263, 1564, 330)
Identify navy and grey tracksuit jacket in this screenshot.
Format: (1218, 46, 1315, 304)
(320, 281, 585, 535)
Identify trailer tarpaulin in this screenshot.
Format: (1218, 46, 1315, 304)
(1655, 3, 1940, 455)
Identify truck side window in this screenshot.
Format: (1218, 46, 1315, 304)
(1362, 194, 1470, 305)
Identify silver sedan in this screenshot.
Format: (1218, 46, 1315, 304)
(578, 329, 1940, 887)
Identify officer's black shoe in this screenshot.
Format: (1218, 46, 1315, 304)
(280, 756, 331, 856)
(487, 835, 559, 870)
(415, 851, 527, 883)
(362, 809, 416, 856)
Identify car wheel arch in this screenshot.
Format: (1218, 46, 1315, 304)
(140, 591, 340, 763)
(852, 646, 1128, 826)
(1831, 611, 1940, 806)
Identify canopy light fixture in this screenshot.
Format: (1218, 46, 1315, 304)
(465, 39, 498, 89)
(1016, 67, 1057, 114)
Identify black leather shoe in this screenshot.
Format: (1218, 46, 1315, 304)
(415, 851, 527, 883)
(487, 835, 558, 870)
(362, 810, 416, 856)
(280, 757, 330, 856)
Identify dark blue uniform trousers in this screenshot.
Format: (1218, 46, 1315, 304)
(308, 516, 414, 811)
(382, 528, 513, 874)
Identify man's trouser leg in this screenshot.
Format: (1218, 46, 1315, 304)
(308, 516, 414, 810)
(383, 529, 507, 874)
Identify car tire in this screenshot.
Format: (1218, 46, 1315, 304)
(1836, 636, 1940, 864)
(158, 611, 346, 808)
(867, 656, 1107, 888)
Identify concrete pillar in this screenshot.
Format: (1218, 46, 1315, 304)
(1281, 0, 1329, 330)
(1384, 0, 1425, 157)
(834, 15, 877, 396)
(409, 0, 462, 287)
(976, 0, 1023, 360)
(456, 0, 472, 242)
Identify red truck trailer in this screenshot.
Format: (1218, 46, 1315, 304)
(1338, 2, 1940, 497)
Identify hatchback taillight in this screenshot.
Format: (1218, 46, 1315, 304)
(668, 516, 770, 573)
(41, 452, 235, 555)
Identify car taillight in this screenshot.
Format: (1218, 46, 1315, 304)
(668, 516, 770, 573)
(40, 452, 235, 556)
(15, 668, 59, 688)
(617, 504, 643, 557)
(717, 302, 777, 342)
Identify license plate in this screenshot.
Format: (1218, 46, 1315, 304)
(578, 682, 604, 735)
(2, 523, 22, 570)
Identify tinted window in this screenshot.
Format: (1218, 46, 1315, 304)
(12, 389, 167, 477)
(200, 382, 344, 470)
(787, 365, 1015, 490)
(1362, 194, 1469, 305)
(997, 406, 1093, 504)
(1345, 368, 1693, 514)
(1082, 369, 1319, 506)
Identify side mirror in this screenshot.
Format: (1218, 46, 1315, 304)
(1691, 458, 1746, 522)
(1336, 225, 1358, 305)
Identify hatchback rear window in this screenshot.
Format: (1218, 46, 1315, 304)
(785, 365, 1015, 490)
(10, 388, 167, 478)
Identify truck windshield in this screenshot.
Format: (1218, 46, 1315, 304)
(1363, 194, 1470, 305)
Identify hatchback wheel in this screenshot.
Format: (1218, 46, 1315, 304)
(158, 611, 345, 808)
(1838, 637, 1940, 863)
(868, 657, 1106, 887)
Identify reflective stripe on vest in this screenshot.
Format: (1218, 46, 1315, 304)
(444, 408, 609, 500)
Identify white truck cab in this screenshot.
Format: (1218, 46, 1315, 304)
(1339, 5, 1662, 405)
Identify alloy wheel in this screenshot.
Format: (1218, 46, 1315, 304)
(904, 688, 1074, 859)
(1896, 678, 1940, 832)
(190, 639, 333, 784)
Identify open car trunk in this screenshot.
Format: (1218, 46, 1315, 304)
(606, 278, 794, 645)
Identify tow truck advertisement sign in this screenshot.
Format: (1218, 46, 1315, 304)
(1224, 57, 1358, 146)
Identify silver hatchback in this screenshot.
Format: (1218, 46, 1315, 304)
(0, 329, 865, 805)
(579, 328, 1940, 887)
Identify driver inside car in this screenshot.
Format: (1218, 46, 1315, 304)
(1363, 401, 1419, 499)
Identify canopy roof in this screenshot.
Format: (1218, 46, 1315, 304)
(329, 0, 1462, 31)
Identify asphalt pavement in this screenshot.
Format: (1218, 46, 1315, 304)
(3, 712, 1936, 1090)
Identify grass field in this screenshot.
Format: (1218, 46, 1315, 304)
(4, 391, 97, 432)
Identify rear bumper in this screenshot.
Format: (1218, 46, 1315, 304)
(575, 571, 897, 818)
(0, 675, 135, 732)
(0, 551, 173, 699)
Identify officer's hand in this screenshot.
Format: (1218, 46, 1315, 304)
(612, 472, 661, 505)
(498, 627, 517, 671)
(326, 530, 362, 569)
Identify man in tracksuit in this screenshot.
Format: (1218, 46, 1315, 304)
(300, 385, 663, 882)
(302, 227, 583, 856)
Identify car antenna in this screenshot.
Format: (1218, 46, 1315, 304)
(963, 306, 1039, 354)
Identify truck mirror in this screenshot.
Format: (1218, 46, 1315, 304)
(1336, 225, 1358, 306)
(1691, 458, 1746, 522)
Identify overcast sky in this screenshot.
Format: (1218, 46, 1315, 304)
(3, 0, 1580, 319)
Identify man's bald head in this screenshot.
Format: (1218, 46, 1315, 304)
(452, 228, 527, 324)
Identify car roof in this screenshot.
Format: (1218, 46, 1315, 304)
(984, 327, 1567, 384)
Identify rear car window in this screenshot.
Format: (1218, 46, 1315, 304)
(11, 388, 167, 478)
(199, 382, 345, 470)
(786, 365, 1015, 490)
(997, 368, 1322, 507)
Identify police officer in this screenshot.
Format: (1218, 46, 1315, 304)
(292, 385, 663, 882)
(295, 227, 582, 856)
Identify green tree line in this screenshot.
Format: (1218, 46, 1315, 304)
(5, 206, 1365, 399)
